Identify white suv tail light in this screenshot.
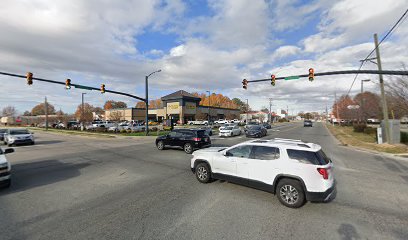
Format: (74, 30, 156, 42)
(317, 167, 330, 180)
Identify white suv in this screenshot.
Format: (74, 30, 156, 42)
(191, 138, 336, 208)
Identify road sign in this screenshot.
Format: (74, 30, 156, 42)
(75, 85, 93, 90)
(284, 76, 300, 80)
(347, 105, 360, 109)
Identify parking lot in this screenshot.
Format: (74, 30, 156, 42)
(1, 122, 408, 239)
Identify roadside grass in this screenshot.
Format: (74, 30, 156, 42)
(326, 124, 408, 154)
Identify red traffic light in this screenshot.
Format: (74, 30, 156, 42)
(26, 72, 33, 85)
(271, 74, 276, 86)
(308, 68, 314, 81)
(242, 79, 248, 89)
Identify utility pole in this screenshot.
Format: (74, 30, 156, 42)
(45, 96, 48, 131)
(374, 33, 390, 143)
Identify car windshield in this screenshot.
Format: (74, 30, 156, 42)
(10, 129, 29, 135)
(248, 125, 261, 130)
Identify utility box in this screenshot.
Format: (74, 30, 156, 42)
(381, 120, 401, 144)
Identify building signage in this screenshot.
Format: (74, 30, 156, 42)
(185, 102, 197, 114)
(167, 102, 180, 114)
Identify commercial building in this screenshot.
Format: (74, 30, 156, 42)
(105, 90, 240, 124)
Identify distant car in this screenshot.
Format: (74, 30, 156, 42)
(156, 129, 211, 154)
(0, 146, 14, 188)
(367, 118, 380, 124)
(304, 120, 313, 127)
(215, 119, 228, 124)
(262, 123, 272, 129)
(245, 125, 267, 138)
(0, 129, 7, 141)
(190, 138, 336, 208)
(219, 125, 241, 137)
(3, 129, 35, 147)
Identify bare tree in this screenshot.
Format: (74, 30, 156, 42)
(386, 67, 408, 118)
(2, 106, 16, 117)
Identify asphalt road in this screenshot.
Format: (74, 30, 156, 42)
(1, 122, 408, 240)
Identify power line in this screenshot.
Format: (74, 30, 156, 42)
(346, 8, 408, 96)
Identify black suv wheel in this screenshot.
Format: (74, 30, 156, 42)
(184, 143, 193, 154)
(156, 140, 165, 150)
(276, 179, 306, 208)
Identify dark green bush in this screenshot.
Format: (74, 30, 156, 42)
(353, 123, 367, 132)
(401, 132, 408, 144)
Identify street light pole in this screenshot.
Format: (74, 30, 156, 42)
(206, 91, 210, 124)
(246, 99, 249, 124)
(360, 79, 370, 121)
(145, 69, 161, 136)
(81, 93, 86, 131)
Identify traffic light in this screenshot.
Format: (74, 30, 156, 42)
(100, 84, 105, 93)
(308, 68, 314, 81)
(271, 74, 276, 86)
(26, 72, 33, 85)
(65, 79, 71, 89)
(242, 79, 248, 89)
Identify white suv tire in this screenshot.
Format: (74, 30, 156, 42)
(276, 179, 306, 208)
(195, 163, 211, 183)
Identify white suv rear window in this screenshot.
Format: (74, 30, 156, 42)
(287, 149, 330, 165)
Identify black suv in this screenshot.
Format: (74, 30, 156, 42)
(156, 129, 211, 154)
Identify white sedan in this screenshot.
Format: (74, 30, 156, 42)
(219, 126, 241, 137)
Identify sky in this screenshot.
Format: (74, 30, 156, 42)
(0, 0, 407, 115)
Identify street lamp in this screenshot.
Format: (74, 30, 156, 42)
(145, 69, 161, 136)
(246, 99, 249, 124)
(360, 79, 370, 121)
(81, 93, 86, 131)
(206, 90, 210, 124)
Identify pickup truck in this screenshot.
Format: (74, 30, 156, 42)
(188, 120, 209, 125)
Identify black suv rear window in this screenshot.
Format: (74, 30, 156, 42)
(287, 149, 330, 165)
(196, 130, 207, 137)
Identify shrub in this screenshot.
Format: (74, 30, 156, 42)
(353, 123, 367, 132)
(364, 127, 377, 135)
(151, 127, 158, 131)
(401, 132, 408, 144)
(278, 118, 289, 123)
(120, 129, 127, 134)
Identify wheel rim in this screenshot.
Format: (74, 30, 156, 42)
(280, 185, 299, 204)
(197, 166, 208, 180)
(158, 142, 163, 149)
(185, 144, 192, 152)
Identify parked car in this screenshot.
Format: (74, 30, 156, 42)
(66, 121, 80, 129)
(3, 129, 35, 147)
(92, 121, 115, 128)
(188, 120, 209, 125)
(0, 129, 7, 141)
(190, 138, 336, 208)
(245, 125, 267, 138)
(304, 120, 313, 127)
(219, 125, 241, 137)
(200, 127, 213, 136)
(156, 129, 211, 154)
(214, 119, 228, 124)
(108, 122, 129, 132)
(262, 123, 272, 129)
(0, 146, 14, 188)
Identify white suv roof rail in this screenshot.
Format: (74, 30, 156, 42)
(274, 138, 303, 142)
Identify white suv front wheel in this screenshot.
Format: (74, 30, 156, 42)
(195, 163, 211, 183)
(276, 179, 306, 208)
